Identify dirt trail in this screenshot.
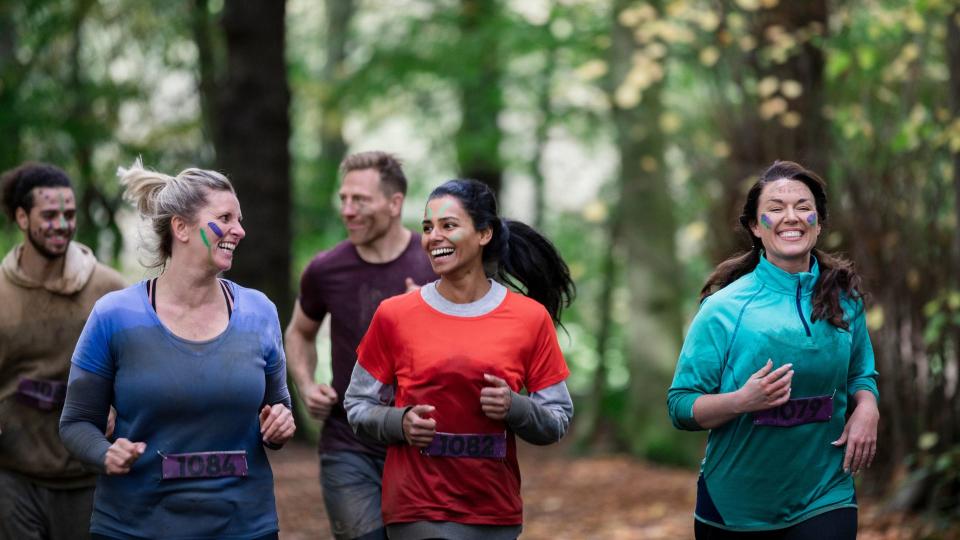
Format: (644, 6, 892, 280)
(270, 441, 941, 539)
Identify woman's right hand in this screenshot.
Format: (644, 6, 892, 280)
(735, 359, 793, 413)
(104, 438, 146, 475)
(402, 405, 436, 447)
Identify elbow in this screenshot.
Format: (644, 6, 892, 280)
(667, 393, 704, 432)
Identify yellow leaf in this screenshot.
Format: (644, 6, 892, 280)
(614, 84, 641, 109)
(904, 11, 925, 33)
(780, 111, 802, 128)
(712, 141, 730, 158)
(780, 79, 803, 99)
(757, 76, 779, 97)
(697, 10, 720, 32)
(582, 200, 608, 224)
(866, 306, 884, 331)
(641, 156, 659, 172)
(576, 59, 608, 81)
(659, 112, 683, 134)
(759, 97, 787, 119)
(699, 46, 720, 67)
(739, 35, 757, 52)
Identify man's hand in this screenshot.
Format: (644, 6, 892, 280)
(301, 382, 338, 421)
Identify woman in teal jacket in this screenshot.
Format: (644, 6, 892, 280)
(668, 161, 879, 539)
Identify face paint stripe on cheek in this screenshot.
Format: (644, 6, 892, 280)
(207, 222, 224, 237)
(760, 214, 773, 229)
(806, 213, 817, 226)
(200, 228, 211, 250)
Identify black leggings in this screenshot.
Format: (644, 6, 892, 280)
(694, 507, 857, 540)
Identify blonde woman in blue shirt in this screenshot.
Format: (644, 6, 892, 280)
(668, 161, 879, 539)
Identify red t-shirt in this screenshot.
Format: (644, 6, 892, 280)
(356, 289, 569, 526)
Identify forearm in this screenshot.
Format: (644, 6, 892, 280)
(265, 367, 293, 409)
(59, 366, 113, 472)
(343, 363, 406, 445)
(851, 389, 877, 410)
(505, 382, 574, 445)
(692, 391, 744, 430)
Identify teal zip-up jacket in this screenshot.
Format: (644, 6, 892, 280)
(668, 255, 879, 531)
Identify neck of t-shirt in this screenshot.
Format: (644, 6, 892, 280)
(420, 279, 507, 317)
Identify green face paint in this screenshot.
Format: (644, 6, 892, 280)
(437, 199, 455, 218)
(58, 193, 68, 229)
(449, 231, 464, 242)
(806, 213, 817, 226)
(760, 214, 773, 229)
(200, 228, 212, 249)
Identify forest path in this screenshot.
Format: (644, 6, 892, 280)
(270, 440, 931, 539)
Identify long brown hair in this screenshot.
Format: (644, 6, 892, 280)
(700, 161, 865, 330)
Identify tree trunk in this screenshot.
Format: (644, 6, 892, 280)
(192, 0, 220, 159)
(0, 3, 22, 173)
(315, 0, 354, 233)
(709, 1, 829, 263)
(216, 0, 292, 323)
(531, 8, 558, 231)
(455, 0, 503, 195)
(610, 0, 687, 457)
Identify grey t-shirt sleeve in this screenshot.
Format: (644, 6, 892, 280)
(59, 365, 113, 472)
(343, 363, 407, 445)
(504, 380, 574, 445)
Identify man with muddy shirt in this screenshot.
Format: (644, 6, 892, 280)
(0, 163, 124, 540)
(286, 151, 435, 540)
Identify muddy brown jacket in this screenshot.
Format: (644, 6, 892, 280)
(0, 242, 124, 488)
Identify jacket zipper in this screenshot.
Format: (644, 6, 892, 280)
(796, 282, 811, 336)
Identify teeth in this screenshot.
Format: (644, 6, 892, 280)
(218, 242, 236, 251)
(431, 248, 454, 257)
(779, 231, 802, 238)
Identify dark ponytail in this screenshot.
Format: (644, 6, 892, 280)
(428, 179, 575, 325)
(701, 161, 865, 330)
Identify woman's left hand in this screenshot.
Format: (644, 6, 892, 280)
(480, 374, 513, 420)
(260, 404, 296, 446)
(832, 391, 879, 474)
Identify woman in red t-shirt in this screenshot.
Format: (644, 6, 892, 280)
(344, 178, 575, 540)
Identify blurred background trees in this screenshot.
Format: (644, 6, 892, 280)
(1, 0, 958, 526)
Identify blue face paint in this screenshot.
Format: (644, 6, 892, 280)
(207, 222, 224, 237)
(806, 213, 817, 226)
(760, 214, 773, 229)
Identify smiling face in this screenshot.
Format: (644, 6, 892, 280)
(16, 187, 77, 259)
(750, 179, 821, 273)
(338, 168, 401, 249)
(421, 195, 491, 277)
(193, 189, 245, 272)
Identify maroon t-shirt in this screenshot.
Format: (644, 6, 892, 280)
(298, 233, 436, 456)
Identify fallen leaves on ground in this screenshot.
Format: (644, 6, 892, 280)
(270, 441, 956, 539)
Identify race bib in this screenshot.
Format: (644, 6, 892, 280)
(421, 431, 507, 459)
(16, 378, 67, 411)
(160, 451, 248, 480)
(752, 394, 833, 427)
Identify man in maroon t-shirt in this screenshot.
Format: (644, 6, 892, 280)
(285, 151, 435, 540)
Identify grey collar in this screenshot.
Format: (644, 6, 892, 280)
(419, 279, 507, 317)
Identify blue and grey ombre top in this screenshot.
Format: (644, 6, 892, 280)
(60, 280, 291, 540)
